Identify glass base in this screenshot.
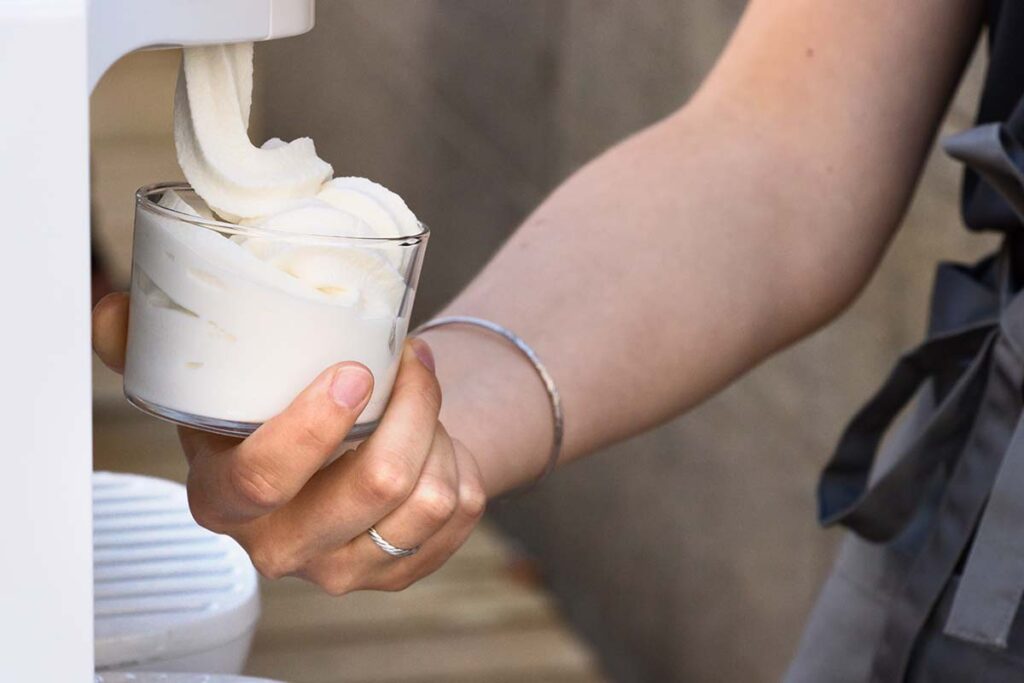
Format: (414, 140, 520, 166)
(125, 392, 380, 441)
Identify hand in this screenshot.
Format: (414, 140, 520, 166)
(92, 292, 487, 594)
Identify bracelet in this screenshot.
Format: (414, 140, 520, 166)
(412, 315, 564, 493)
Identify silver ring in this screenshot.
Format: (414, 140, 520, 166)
(367, 527, 420, 558)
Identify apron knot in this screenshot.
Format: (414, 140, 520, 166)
(821, 123, 1024, 677)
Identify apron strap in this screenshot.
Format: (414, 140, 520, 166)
(943, 413, 1024, 648)
(942, 290, 1024, 648)
(871, 312, 1024, 680)
(818, 324, 996, 541)
(925, 123, 1024, 650)
(819, 124, 1024, 672)
(818, 255, 1004, 543)
(821, 125, 1024, 543)
(928, 257, 1003, 345)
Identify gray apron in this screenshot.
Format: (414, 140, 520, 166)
(785, 125, 1024, 682)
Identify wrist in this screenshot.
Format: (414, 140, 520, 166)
(417, 322, 556, 497)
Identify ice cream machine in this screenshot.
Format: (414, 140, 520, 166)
(0, 1, 314, 679)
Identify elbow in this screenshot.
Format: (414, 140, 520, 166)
(747, 142, 906, 347)
(771, 224, 892, 344)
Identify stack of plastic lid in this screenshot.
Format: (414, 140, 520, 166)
(95, 674, 284, 683)
(93, 472, 260, 674)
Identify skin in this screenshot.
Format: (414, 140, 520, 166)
(93, 0, 983, 594)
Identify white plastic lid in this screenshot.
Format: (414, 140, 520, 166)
(93, 472, 260, 669)
(95, 674, 283, 683)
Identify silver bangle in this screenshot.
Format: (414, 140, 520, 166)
(412, 315, 564, 492)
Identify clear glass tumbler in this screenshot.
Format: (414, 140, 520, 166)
(124, 182, 429, 438)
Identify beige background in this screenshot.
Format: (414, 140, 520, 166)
(90, 2, 997, 681)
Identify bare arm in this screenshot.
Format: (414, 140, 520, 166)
(91, 0, 983, 594)
(425, 0, 983, 495)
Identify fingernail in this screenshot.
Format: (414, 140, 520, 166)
(330, 365, 373, 409)
(410, 337, 435, 372)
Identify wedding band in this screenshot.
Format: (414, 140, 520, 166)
(367, 527, 420, 558)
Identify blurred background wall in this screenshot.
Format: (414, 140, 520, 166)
(91, 2, 998, 681)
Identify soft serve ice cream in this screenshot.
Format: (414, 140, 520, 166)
(123, 43, 426, 435)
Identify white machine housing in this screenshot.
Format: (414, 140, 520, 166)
(0, 1, 313, 680)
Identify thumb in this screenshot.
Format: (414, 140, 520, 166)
(92, 292, 129, 374)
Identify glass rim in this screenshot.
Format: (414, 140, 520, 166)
(136, 181, 430, 244)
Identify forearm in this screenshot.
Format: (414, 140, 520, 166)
(421, 0, 981, 496)
(422, 108, 848, 495)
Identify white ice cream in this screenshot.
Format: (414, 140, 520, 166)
(124, 43, 423, 431)
(173, 43, 331, 221)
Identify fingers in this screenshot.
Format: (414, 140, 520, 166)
(177, 425, 240, 466)
(226, 340, 444, 576)
(296, 339, 444, 542)
(302, 432, 487, 595)
(367, 428, 459, 552)
(186, 362, 373, 528)
(241, 426, 459, 579)
(369, 436, 487, 582)
(255, 339, 442, 550)
(92, 292, 129, 374)
(182, 336, 467, 595)
(358, 338, 443, 475)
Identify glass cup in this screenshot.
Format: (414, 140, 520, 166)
(124, 182, 429, 439)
